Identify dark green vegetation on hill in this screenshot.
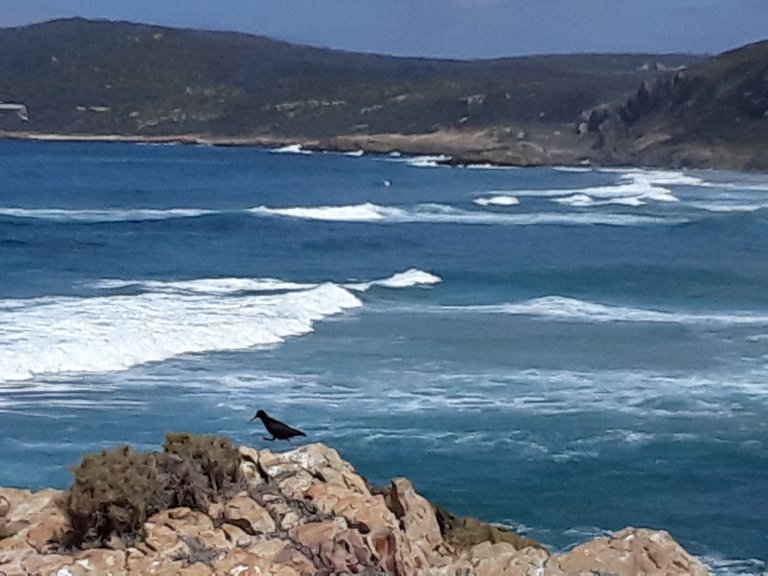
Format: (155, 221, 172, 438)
(1, 18, 766, 169)
(586, 40, 768, 169)
(0, 19, 692, 138)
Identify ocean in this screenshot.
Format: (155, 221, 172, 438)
(0, 140, 766, 574)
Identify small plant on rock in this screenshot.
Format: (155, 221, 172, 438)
(59, 433, 243, 548)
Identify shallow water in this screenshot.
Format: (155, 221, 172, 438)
(0, 141, 766, 574)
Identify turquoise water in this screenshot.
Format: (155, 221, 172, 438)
(0, 141, 766, 573)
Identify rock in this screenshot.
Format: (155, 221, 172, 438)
(290, 520, 377, 573)
(220, 522, 251, 547)
(469, 541, 549, 576)
(20, 552, 70, 575)
(223, 493, 276, 534)
(1, 488, 60, 523)
(551, 527, 710, 576)
(366, 528, 408, 576)
(236, 446, 264, 485)
(213, 548, 300, 576)
(304, 481, 396, 534)
(72, 549, 128, 573)
(142, 518, 185, 561)
(0, 441, 710, 576)
(435, 505, 542, 552)
(25, 510, 67, 553)
(389, 477, 442, 552)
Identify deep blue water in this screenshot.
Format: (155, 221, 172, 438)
(1, 140, 767, 574)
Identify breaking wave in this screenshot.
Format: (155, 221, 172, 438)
(403, 154, 451, 168)
(449, 296, 768, 325)
(0, 207, 214, 223)
(0, 269, 440, 382)
(269, 144, 312, 154)
(248, 202, 679, 226)
(345, 268, 442, 291)
(474, 195, 521, 207)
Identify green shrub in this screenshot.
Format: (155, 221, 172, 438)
(60, 434, 242, 548)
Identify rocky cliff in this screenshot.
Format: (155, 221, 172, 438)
(0, 442, 709, 575)
(584, 40, 768, 170)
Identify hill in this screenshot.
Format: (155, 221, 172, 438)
(3, 18, 764, 169)
(586, 40, 768, 169)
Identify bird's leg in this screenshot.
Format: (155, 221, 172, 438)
(262, 436, 275, 442)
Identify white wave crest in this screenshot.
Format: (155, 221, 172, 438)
(688, 201, 768, 213)
(618, 169, 705, 187)
(270, 144, 312, 154)
(404, 154, 451, 168)
(452, 296, 768, 325)
(91, 277, 316, 294)
(0, 207, 214, 223)
(554, 166, 593, 173)
(345, 268, 442, 291)
(474, 195, 521, 207)
(477, 169, 684, 209)
(562, 178, 678, 204)
(464, 164, 519, 170)
(0, 283, 361, 382)
(249, 202, 678, 226)
(554, 193, 646, 207)
(1, 269, 449, 381)
(249, 202, 398, 222)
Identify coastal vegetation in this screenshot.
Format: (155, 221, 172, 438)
(61, 434, 243, 547)
(0, 18, 766, 168)
(0, 438, 710, 574)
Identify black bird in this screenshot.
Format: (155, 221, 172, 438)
(251, 409, 306, 443)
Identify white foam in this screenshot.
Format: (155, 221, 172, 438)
(477, 169, 683, 208)
(450, 296, 768, 325)
(1, 270, 453, 382)
(554, 166, 593, 173)
(270, 144, 312, 154)
(474, 195, 521, 207)
(688, 202, 768, 213)
(464, 163, 519, 170)
(554, 194, 646, 207)
(91, 277, 316, 294)
(0, 207, 213, 223)
(249, 202, 397, 222)
(249, 202, 678, 226)
(404, 154, 451, 168)
(345, 269, 442, 292)
(343, 149, 365, 157)
(701, 555, 766, 576)
(619, 169, 705, 187)
(0, 282, 361, 382)
(570, 179, 678, 203)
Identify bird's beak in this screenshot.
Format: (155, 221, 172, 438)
(250, 414, 257, 421)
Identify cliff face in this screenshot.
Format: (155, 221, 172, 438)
(0, 442, 709, 575)
(586, 40, 768, 170)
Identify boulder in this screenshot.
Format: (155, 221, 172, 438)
(0, 441, 710, 576)
(223, 493, 276, 534)
(551, 527, 710, 576)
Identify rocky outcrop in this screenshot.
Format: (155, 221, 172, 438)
(0, 442, 709, 575)
(581, 39, 768, 171)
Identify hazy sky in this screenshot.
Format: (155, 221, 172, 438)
(1, 1, 767, 59)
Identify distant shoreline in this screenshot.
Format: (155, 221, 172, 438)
(2, 129, 766, 173)
(0, 129, 606, 169)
